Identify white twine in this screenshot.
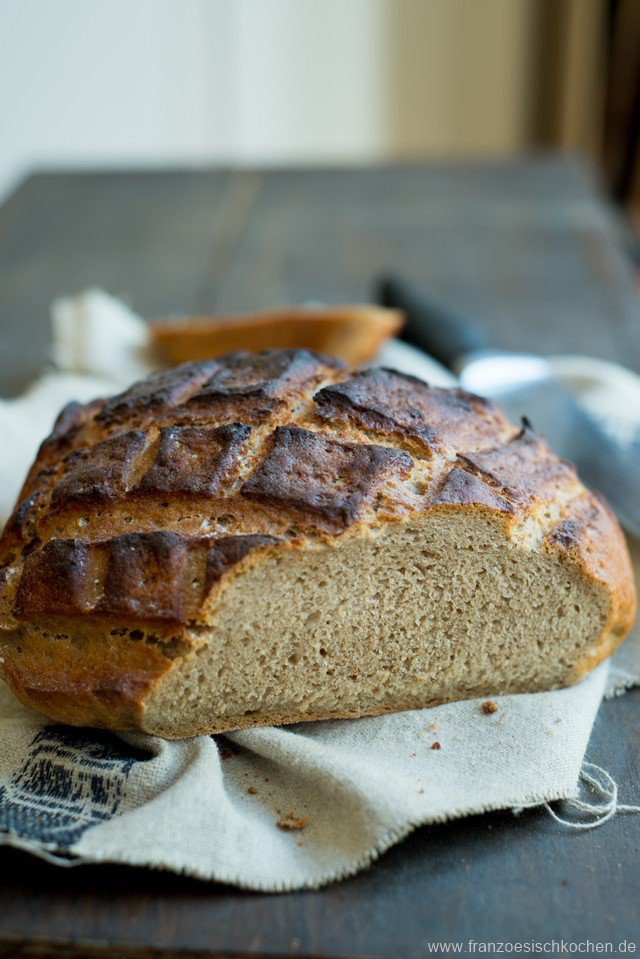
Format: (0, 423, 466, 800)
(542, 762, 640, 830)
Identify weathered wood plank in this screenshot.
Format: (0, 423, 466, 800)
(0, 171, 235, 396)
(212, 159, 640, 370)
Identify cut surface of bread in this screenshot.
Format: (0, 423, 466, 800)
(149, 305, 403, 366)
(0, 349, 635, 738)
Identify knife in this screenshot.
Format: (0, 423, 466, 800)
(377, 275, 640, 537)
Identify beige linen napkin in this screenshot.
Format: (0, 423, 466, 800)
(0, 291, 637, 891)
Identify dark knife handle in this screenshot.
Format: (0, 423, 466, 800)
(376, 275, 488, 370)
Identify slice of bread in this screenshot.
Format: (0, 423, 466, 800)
(0, 350, 635, 738)
(149, 305, 403, 366)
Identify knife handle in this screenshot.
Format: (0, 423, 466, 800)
(376, 275, 488, 370)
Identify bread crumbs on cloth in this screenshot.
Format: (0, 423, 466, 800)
(277, 813, 308, 831)
(481, 700, 499, 715)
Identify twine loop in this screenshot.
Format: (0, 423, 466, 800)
(543, 761, 640, 830)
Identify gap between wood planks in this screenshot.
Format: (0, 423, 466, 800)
(191, 171, 263, 315)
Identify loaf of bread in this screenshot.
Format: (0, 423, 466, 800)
(0, 350, 635, 738)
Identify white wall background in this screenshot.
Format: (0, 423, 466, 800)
(0, 0, 539, 202)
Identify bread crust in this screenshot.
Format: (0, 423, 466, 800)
(0, 350, 635, 736)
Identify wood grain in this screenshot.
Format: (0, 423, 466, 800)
(0, 159, 639, 958)
(0, 171, 233, 397)
(210, 159, 640, 370)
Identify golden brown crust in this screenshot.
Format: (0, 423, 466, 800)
(430, 466, 515, 512)
(14, 538, 99, 618)
(135, 423, 250, 498)
(50, 429, 148, 511)
(12, 531, 282, 626)
(181, 349, 344, 424)
(0, 626, 173, 730)
(242, 425, 413, 533)
(314, 367, 513, 455)
(458, 419, 577, 506)
(544, 492, 637, 644)
(96, 361, 218, 427)
(0, 350, 635, 734)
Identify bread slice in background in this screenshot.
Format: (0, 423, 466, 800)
(0, 349, 635, 738)
(150, 305, 403, 366)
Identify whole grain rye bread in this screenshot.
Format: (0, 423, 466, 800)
(0, 349, 635, 738)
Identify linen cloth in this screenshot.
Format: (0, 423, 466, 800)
(0, 291, 638, 891)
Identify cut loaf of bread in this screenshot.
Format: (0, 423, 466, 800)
(0, 350, 635, 738)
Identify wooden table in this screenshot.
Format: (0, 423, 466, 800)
(0, 159, 638, 958)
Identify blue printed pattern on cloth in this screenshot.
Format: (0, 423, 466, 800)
(0, 725, 148, 849)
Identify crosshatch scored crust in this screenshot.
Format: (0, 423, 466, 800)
(0, 349, 635, 738)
